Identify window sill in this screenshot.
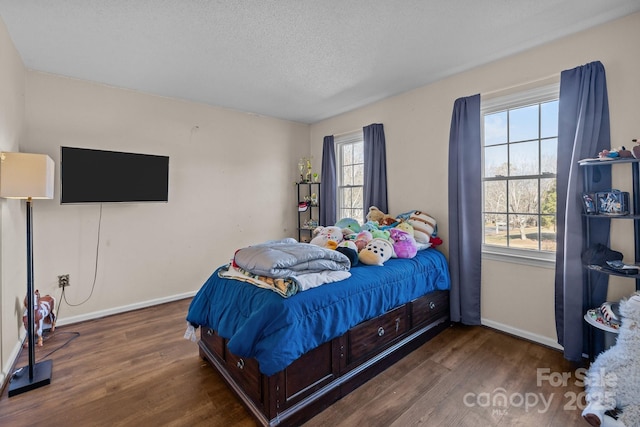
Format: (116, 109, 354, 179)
(482, 246, 555, 269)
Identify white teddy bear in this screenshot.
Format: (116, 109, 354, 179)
(582, 292, 640, 427)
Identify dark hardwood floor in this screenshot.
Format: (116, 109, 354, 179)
(0, 298, 588, 426)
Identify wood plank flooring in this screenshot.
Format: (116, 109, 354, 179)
(0, 298, 588, 426)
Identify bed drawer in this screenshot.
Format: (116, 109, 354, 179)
(201, 328, 225, 359)
(224, 351, 262, 405)
(200, 328, 262, 405)
(410, 290, 449, 327)
(346, 305, 408, 364)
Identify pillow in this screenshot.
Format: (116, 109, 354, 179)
(407, 211, 436, 244)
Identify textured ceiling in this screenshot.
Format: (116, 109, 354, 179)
(1, 1, 639, 124)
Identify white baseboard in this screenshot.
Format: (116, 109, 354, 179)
(54, 291, 197, 327)
(1, 333, 26, 390)
(481, 318, 563, 351)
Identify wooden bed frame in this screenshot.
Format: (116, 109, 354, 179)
(198, 289, 450, 426)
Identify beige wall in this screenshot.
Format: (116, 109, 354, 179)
(22, 72, 310, 323)
(310, 12, 640, 348)
(0, 15, 26, 386)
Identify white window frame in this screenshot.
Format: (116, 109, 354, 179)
(481, 82, 559, 268)
(335, 130, 365, 223)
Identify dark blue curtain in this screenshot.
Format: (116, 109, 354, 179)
(320, 135, 337, 226)
(363, 123, 388, 213)
(555, 61, 611, 361)
(448, 94, 482, 325)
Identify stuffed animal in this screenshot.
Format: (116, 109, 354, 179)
(407, 210, 437, 244)
(582, 292, 640, 427)
(354, 230, 372, 252)
(310, 226, 343, 248)
(365, 206, 394, 225)
(335, 218, 361, 240)
(389, 228, 417, 258)
(379, 216, 398, 227)
(335, 217, 361, 233)
(371, 229, 390, 242)
(361, 221, 380, 232)
(366, 206, 386, 224)
(23, 289, 56, 347)
(358, 238, 394, 266)
(336, 241, 359, 267)
(395, 221, 414, 237)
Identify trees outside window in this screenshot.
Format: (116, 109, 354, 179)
(482, 85, 558, 254)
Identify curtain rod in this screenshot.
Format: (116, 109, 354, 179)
(482, 73, 560, 97)
(332, 128, 361, 138)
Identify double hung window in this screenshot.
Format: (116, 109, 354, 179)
(336, 131, 365, 223)
(482, 83, 559, 260)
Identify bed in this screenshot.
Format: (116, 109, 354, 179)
(186, 243, 451, 426)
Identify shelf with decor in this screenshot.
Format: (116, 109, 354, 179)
(580, 157, 640, 358)
(296, 182, 320, 243)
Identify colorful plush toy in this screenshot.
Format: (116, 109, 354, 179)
(354, 230, 372, 252)
(310, 225, 343, 248)
(407, 210, 437, 244)
(371, 228, 390, 241)
(358, 238, 394, 266)
(389, 228, 417, 258)
(394, 221, 414, 237)
(335, 217, 361, 240)
(361, 221, 380, 232)
(335, 217, 361, 234)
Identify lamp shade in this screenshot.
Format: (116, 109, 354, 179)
(0, 152, 54, 199)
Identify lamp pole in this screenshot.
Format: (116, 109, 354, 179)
(26, 197, 36, 379)
(8, 197, 53, 396)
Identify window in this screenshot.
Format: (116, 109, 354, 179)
(336, 131, 365, 223)
(482, 83, 559, 259)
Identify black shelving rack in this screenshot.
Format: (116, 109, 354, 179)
(580, 157, 640, 359)
(296, 182, 320, 243)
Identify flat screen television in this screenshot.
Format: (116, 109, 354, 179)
(61, 146, 169, 203)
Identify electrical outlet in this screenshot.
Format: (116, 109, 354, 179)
(58, 274, 70, 288)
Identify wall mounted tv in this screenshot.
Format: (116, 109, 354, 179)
(61, 146, 169, 203)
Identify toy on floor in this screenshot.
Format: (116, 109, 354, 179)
(582, 292, 640, 427)
(23, 289, 56, 347)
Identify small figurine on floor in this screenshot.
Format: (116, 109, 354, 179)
(22, 290, 56, 347)
(582, 293, 640, 427)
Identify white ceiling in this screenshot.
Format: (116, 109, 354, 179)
(1, 1, 639, 124)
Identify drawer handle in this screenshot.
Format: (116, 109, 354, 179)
(206, 329, 214, 336)
(378, 327, 385, 337)
(236, 359, 245, 370)
(429, 301, 436, 310)
(395, 318, 400, 333)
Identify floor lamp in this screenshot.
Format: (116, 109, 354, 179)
(0, 152, 54, 397)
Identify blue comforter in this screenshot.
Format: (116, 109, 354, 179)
(186, 248, 450, 375)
